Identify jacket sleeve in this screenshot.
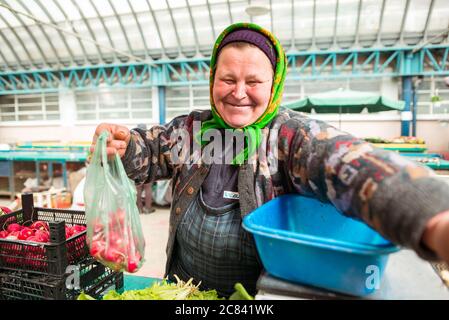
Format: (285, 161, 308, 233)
(121, 114, 191, 185)
(280, 116, 449, 261)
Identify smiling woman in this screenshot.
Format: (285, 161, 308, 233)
(91, 22, 449, 299)
(213, 43, 273, 129)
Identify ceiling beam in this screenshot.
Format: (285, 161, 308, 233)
(0, 25, 26, 69)
(69, 0, 105, 62)
(227, 0, 233, 25)
(17, 0, 63, 66)
(354, 0, 363, 47)
(376, 0, 386, 46)
(165, 0, 184, 57)
(107, 0, 135, 58)
(185, 0, 200, 55)
(423, 0, 435, 42)
(89, 0, 118, 61)
(35, 0, 76, 65)
(205, 0, 216, 41)
(145, 0, 168, 58)
(1, 0, 50, 67)
(52, 0, 89, 64)
(127, 0, 150, 59)
(398, 0, 411, 44)
(332, 0, 340, 48)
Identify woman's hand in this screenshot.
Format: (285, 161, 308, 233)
(422, 210, 449, 265)
(90, 123, 131, 159)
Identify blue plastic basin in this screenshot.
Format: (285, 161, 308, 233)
(242, 194, 400, 296)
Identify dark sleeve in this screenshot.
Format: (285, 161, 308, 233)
(280, 116, 449, 261)
(121, 114, 191, 185)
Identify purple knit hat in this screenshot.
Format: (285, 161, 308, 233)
(216, 29, 277, 70)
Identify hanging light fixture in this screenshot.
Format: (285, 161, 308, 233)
(245, 1, 270, 17)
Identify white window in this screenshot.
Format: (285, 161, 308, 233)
(416, 77, 449, 115)
(75, 87, 153, 121)
(166, 85, 210, 121)
(0, 93, 60, 122)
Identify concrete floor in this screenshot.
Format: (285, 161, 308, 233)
(0, 197, 170, 279)
(131, 206, 170, 279)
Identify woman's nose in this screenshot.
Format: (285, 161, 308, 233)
(232, 82, 247, 99)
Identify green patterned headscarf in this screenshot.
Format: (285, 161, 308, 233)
(199, 22, 287, 165)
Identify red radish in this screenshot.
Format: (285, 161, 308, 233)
(30, 221, 49, 231)
(18, 228, 35, 240)
(6, 223, 22, 233)
(26, 236, 40, 242)
(104, 248, 124, 264)
(34, 229, 50, 243)
(89, 241, 105, 258)
(65, 226, 73, 239)
(127, 251, 141, 273)
(0, 230, 9, 238)
(71, 225, 86, 235)
(0, 206, 11, 214)
(127, 260, 139, 273)
(6, 230, 19, 240)
(89, 208, 143, 272)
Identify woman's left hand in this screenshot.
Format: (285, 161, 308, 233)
(423, 210, 449, 265)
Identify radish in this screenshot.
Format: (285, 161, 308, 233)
(34, 229, 50, 243)
(18, 228, 35, 240)
(6, 231, 19, 240)
(30, 221, 49, 231)
(89, 241, 105, 258)
(127, 260, 139, 273)
(26, 236, 40, 243)
(104, 248, 125, 264)
(89, 207, 143, 272)
(65, 226, 73, 239)
(71, 225, 86, 235)
(0, 230, 9, 238)
(0, 206, 11, 214)
(6, 223, 22, 233)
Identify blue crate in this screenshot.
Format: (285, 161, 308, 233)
(242, 194, 400, 296)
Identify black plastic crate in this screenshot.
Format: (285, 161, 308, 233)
(0, 193, 89, 275)
(0, 256, 124, 300)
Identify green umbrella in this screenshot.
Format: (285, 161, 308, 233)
(283, 88, 405, 113)
(283, 88, 405, 128)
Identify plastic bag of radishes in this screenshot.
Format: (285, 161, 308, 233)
(84, 130, 145, 273)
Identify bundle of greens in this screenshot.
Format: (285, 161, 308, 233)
(78, 275, 254, 300)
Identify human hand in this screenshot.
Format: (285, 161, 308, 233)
(90, 123, 131, 159)
(422, 210, 449, 265)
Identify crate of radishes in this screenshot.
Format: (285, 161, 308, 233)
(0, 193, 89, 275)
(0, 255, 124, 300)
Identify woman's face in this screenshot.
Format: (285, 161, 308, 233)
(213, 45, 273, 129)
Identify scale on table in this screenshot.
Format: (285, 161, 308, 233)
(255, 250, 449, 300)
(256, 271, 354, 300)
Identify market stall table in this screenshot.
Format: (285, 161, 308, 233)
(0, 150, 88, 199)
(122, 274, 161, 291)
(399, 153, 449, 171)
(255, 249, 449, 300)
(372, 143, 427, 153)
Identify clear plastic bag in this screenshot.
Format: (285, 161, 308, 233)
(84, 131, 145, 273)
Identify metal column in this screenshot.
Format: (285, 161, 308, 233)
(412, 81, 418, 137)
(158, 86, 166, 124)
(401, 76, 413, 136)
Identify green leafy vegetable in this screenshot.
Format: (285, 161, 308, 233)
(78, 275, 224, 300)
(229, 283, 254, 300)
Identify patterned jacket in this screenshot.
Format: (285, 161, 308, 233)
(122, 107, 449, 275)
